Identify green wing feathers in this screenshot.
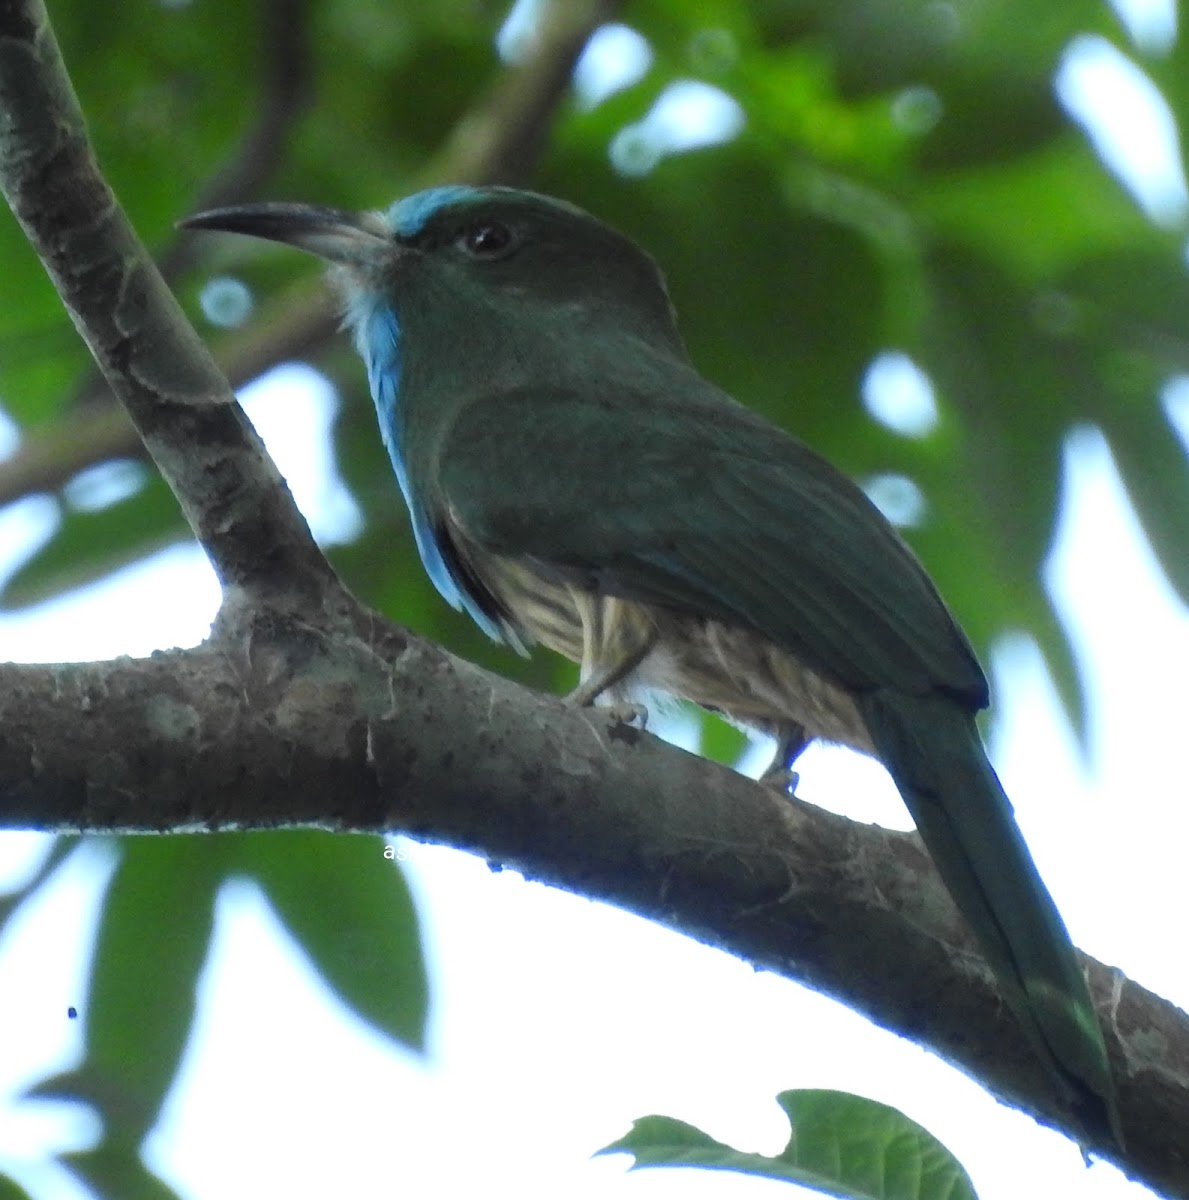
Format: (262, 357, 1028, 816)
(436, 380, 984, 702)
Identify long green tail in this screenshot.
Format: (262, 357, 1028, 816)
(861, 689, 1121, 1144)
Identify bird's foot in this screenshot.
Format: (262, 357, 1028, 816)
(761, 725, 808, 798)
(564, 683, 649, 730)
(604, 700, 649, 730)
(760, 765, 801, 797)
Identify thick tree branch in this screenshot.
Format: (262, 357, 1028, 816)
(0, 628, 1182, 1193)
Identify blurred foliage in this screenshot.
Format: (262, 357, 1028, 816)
(1, 0, 1188, 1194)
(5, 833, 427, 1199)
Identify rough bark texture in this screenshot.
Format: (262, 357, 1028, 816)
(0, 609, 1184, 1192)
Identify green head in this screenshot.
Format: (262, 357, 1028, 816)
(181, 185, 683, 358)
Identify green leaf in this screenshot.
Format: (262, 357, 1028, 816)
(697, 708, 752, 768)
(918, 142, 1164, 283)
(0, 1174, 35, 1200)
(29, 838, 227, 1144)
(63, 1143, 185, 1200)
(600, 1089, 977, 1200)
(1103, 410, 1189, 605)
(0, 836, 80, 937)
(233, 831, 429, 1053)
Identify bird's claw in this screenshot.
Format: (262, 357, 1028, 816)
(563, 680, 649, 730)
(604, 701, 649, 730)
(760, 765, 800, 797)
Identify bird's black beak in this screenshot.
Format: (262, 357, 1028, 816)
(178, 202, 394, 267)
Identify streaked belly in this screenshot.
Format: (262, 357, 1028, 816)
(475, 551, 873, 754)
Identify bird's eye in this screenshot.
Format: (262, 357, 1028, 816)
(459, 222, 514, 258)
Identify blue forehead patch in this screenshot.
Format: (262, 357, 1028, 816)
(385, 185, 479, 237)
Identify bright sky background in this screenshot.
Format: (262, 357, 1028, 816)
(1, 5, 1188, 1199)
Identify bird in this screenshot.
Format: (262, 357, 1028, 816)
(181, 184, 1120, 1143)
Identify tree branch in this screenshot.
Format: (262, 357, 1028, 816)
(0, 626, 1182, 1193)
